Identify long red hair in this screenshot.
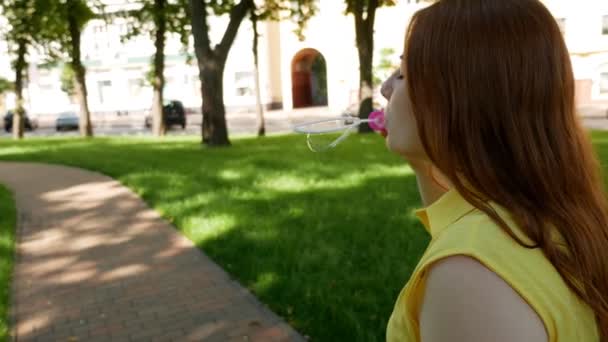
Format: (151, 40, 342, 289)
(405, 0, 608, 338)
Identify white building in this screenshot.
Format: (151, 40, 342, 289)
(543, 0, 608, 114)
(0, 0, 607, 120)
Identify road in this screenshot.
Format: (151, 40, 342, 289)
(2, 108, 608, 138)
(0, 107, 339, 138)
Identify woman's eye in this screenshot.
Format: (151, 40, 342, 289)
(397, 74, 404, 80)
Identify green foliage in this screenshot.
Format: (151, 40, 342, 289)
(29, 0, 97, 60)
(0, 0, 48, 62)
(208, 0, 238, 14)
(0, 78, 13, 94)
(0, 134, 428, 342)
(344, 0, 396, 15)
(0, 185, 16, 342)
(251, 0, 318, 40)
(116, 0, 191, 49)
(144, 63, 156, 87)
(373, 47, 399, 85)
(60, 64, 75, 97)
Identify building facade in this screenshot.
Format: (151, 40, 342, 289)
(543, 0, 608, 115)
(0, 0, 607, 118)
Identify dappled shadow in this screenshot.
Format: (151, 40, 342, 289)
(185, 175, 427, 342)
(0, 133, 430, 341)
(0, 163, 303, 341)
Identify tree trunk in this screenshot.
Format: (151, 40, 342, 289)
(354, 2, 378, 133)
(0, 94, 5, 115)
(252, 15, 265, 137)
(357, 37, 374, 133)
(12, 39, 26, 140)
(152, 0, 166, 136)
(68, 8, 93, 137)
(200, 64, 230, 146)
(190, 0, 252, 147)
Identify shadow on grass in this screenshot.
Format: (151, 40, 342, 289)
(0, 185, 16, 342)
(0, 133, 430, 341)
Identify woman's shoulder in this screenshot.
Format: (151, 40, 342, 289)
(419, 255, 548, 342)
(433, 203, 537, 252)
(415, 206, 598, 342)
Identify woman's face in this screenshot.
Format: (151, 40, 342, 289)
(381, 59, 427, 161)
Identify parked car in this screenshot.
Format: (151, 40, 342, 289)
(144, 100, 186, 129)
(4, 111, 38, 132)
(55, 112, 79, 131)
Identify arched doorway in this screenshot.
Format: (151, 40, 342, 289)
(291, 48, 328, 108)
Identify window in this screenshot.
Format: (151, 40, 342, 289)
(235, 71, 254, 97)
(39, 84, 53, 94)
(91, 23, 109, 51)
(603, 15, 608, 35)
(97, 80, 112, 103)
(128, 78, 144, 97)
(600, 72, 608, 94)
(557, 18, 566, 35)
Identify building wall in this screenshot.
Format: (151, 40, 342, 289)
(0, 0, 607, 117)
(272, 0, 424, 112)
(543, 0, 608, 111)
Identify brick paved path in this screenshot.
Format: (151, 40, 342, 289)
(0, 162, 304, 342)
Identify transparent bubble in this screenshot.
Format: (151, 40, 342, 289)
(298, 118, 357, 133)
(293, 115, 382, 152)
(305, 131, 352, 152)
(298, 118, 357, 152)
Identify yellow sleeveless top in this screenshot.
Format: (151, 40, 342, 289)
(386, 189, 598, 342)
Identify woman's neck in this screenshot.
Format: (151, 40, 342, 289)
(409, 161, 452, 207)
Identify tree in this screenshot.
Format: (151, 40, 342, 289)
(249, 0, 315, 137)
(60, 63, 75, 100)
(373, 47, 398, 85)
(250, 10, 265, 136)
(117, 0, 190, 137)
(61, 0, 96, 137)
(346, 0, 395, 133)
(190, 0, 316, 146)
(190, 0, 252, 146)
(0, 77, 13, 115)
(0, 0, 44, 139)
(39, 0, 96, 137)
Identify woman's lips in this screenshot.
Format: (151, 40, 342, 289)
(368, 110, 387, 137)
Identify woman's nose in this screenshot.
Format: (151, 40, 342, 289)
(381, 69, 400, 100)
(381, 79, 393, 101)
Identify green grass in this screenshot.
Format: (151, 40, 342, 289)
(10, 130, 608, 341)
(0, 184, 16, 342)
(3, 131, 608, 340)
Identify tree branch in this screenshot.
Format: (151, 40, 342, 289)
(353, 0, 364, 27)
(216, 0, 253, 62)
(190, 0, 212, 57)
(365, 0, 379, 30)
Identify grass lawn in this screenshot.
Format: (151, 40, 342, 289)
(1, 130, 606, 341)
(0, 184, 16, 342)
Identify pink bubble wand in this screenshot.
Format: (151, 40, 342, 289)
(292, 110, 387, 152)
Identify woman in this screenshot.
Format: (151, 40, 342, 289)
(381, 0, 607, 341)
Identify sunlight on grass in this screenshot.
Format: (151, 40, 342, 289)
(0, 134, 428, 342)
(3, 131, 608, 341)
(182, 214, 237, 241)
(0, 185, 16, 342)
(251, 272, 279, 293)
(257, 166, 414, 193)
(218, 169, 244, 181)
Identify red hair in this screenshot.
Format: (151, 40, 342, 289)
(405, 0, 608, 338)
